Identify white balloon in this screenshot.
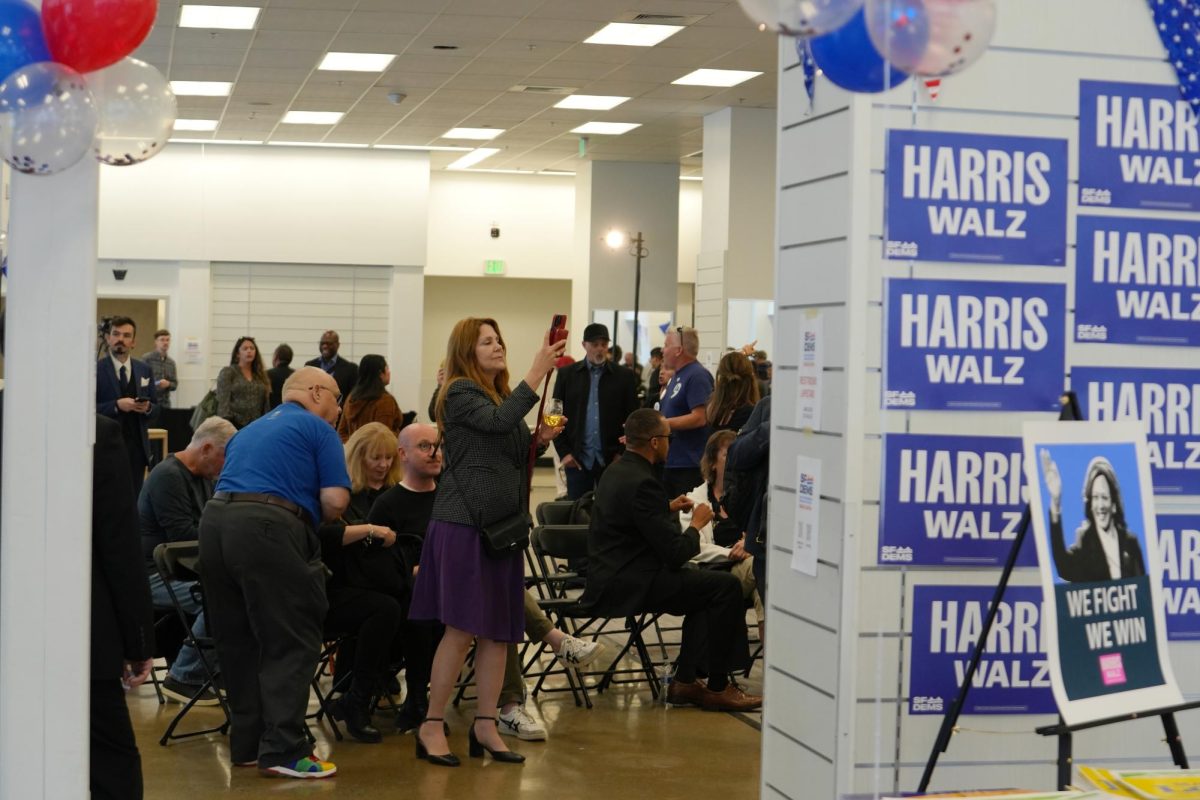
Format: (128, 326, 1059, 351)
(914, 0, 996, 77)
(0, 61, 97, 175)
(865, 0, 932, 72)
(737, 0, 865, 37)
(89, 57, 177, 166)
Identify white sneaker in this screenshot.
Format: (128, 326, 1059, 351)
(556, 635, 605, 669)
(498, 704, 547, 741)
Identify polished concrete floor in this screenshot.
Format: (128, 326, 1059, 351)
(134, 468, 763, 799)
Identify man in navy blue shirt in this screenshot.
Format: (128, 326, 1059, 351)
(199, 366, 350, 780)
(659, 326, 715, 498)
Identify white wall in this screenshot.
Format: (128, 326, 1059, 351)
(762, 2, 1190, 798)
(99, 144, 429, 266)
(678, 180, 703, 284)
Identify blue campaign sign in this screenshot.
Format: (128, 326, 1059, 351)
(884, 278, 1067, 411)
(1075, 215, 1200, 347)
(879, 433, 1034, 567)
(1158, 515, 1200, 640)
(1079, 80, 1200, 212)
(1074, 367, 1200, 495)
(885, 129, 1068, 266)
(909, 584, 1055, 715)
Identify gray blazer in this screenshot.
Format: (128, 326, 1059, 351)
(432, 378, 538, 529)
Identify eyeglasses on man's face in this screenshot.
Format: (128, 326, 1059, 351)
(413, 441, 437, 453)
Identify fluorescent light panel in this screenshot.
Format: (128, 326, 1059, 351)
(179, 4, 260, 29)
(169, 138, 263, 145)
(584, 22, 682, 46)
(268, 141, 368, 149)
(446, 147, 500, 170)
(318, 52, 396, 72)
(673, 68, 762, 87)
(281, 110, 344, 125)
(173, 118, 219, 131)
(553, 94, 630, 111)
(442, 127, 504, 140)
(571, 121, 640, 135)
(169, 81, 232, 96)
(374, 144, 474, 152)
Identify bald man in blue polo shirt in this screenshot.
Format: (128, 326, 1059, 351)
(199, 366, 350, 780)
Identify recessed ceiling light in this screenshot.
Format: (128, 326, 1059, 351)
(268, 141, 369, 149)
(446, 147, 500, 170)
(318, 52, 396, 72)
(442, 127, 503, 140)
(169, 81, 232, 96)
(281, 111, 344, 125)
(173, 119, 220, 131)
(554, 94, 630, 111)
(179, 4, 260, 29)
(680, 176, 704, 181)
(570, 122, 641, 135)
(374, 144, 474, 152)
(673, 69, 763, 87)
(584, 22, 683, 47)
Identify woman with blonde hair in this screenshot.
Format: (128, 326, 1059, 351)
(409, 317, 565, 766)
(706, 351, 761, 433)
(318, 422, 404, 743)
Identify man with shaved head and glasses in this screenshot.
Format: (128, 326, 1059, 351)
(199, 366, 350, 780)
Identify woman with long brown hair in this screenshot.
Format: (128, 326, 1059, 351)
(706, 351, 761, 433)
(408, 317, 565, 767)
(215, 336, 271, 428)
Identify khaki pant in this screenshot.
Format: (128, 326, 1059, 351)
(499, 591, 556, 706)
(732, 558, 764, 623)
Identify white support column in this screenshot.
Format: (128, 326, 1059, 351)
(0, 157, 99, 799)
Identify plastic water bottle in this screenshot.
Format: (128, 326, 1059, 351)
(657, 663, 673, 705)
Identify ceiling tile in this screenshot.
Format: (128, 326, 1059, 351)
(256, 8, 350, 32)
(339, 11, 437, 35)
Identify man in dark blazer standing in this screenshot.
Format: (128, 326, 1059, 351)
(552, 323, 639, 499)
(96, 316, 155, 496)
(305, 330, 358, 401)
(92, 414, 156, 800)
(582, 408, 761, 712)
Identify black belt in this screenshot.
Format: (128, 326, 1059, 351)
(213, 491, 314, 529)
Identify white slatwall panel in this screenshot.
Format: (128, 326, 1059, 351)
(209, 262, 391, 383)
(764, 2, 1196, 798)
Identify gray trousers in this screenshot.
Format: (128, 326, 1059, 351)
(199, 498, 327, 767)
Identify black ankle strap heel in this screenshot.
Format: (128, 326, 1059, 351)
(469, 716, 525, 764)
(415, 718, 460, 767)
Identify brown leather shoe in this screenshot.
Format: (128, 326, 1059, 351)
(665, 678, 707, 707)
(698, 682, 763, 712)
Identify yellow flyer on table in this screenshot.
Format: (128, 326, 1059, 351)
(1077, 764, 1139, 797)
(1112, 769, 1200, 799)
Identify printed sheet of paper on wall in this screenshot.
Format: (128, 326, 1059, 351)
(1022, 421, 1182, 726)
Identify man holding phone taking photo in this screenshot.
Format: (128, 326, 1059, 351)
(97, 316, 156, 496)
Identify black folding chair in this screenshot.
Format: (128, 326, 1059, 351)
(152, 542, 231, 745)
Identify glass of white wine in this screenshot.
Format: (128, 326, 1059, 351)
(544, 399, 564, 428)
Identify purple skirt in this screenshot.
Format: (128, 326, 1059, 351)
(409, 519, 524, 643)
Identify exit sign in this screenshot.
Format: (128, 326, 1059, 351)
(483, 259, 506, 275)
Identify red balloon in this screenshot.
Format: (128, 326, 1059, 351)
(42, 0, 157, 74)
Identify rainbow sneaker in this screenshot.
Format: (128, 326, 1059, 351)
(260, 754, 337, 779)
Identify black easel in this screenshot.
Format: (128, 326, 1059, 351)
(918, 391, 1198, 791)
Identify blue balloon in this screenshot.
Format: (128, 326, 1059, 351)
(0, 0, 49, 83)
(807, 7, 909, 94)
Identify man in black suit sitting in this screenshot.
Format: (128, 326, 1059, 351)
(552, 323, 639, 499)
(582, 408, 762, 712)
(305, 330, 358, 401)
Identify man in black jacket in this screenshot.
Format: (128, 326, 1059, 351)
(305, 330, 358, 401)
(552, 323, 639, 499)
(582, 408, 761, 712)
(92, 415, 156, 800)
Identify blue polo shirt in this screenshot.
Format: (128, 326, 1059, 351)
(216, 402, 350, 525)
(659, 360, 714, 470)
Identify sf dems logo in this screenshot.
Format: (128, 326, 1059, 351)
(900, 143, 1053, 239)
(898, 291, 1050, 386)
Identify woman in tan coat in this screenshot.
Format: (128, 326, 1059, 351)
(337, 354, 404, 442)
